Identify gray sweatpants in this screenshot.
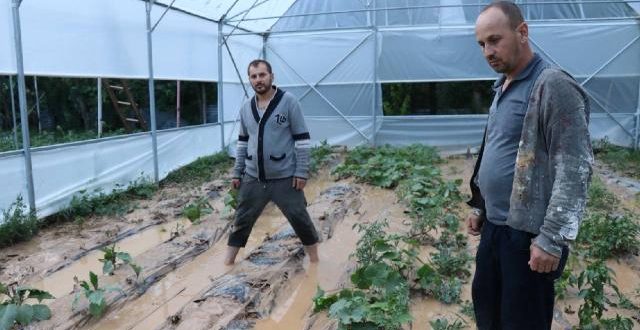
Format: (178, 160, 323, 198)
(227, 175, 319, 247)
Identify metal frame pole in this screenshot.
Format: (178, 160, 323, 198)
(34, 76, 41, 133)
(634, 80, 640, 149)
(9, 76, 18, 149)
(11, 0, 36, 211)
(371, 1, 378, 146)
(218, 20, 226, 151)
(146, 2, 160, 183)
(97, 78, 103, 138)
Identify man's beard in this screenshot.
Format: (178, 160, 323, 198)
(253, 81, 272, 95)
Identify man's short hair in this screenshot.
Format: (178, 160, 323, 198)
(247, 59, 272, 76)
(481, 1, 525, 30)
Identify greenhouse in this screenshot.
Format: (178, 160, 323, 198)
(1, 0, 640, 329)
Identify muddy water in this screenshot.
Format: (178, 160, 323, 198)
(254, 186, 399, 330)
(30, 218, 192, 300)
(92, 174, 333, 330)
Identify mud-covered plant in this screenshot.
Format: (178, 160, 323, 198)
(416, 263, 463, 304)
(222, 189, 238, 219)
(182, 197, 213, 223)
(574, 260, 632, 329)
(73, 271, 120, 318)
(310, 140, 333, 174)
(577, 212, 639, 259)
(0, 196, 39, 248)
(0, 282, 54, 329)
(99, 244, 133, 275)
(430, 316, 466, 330)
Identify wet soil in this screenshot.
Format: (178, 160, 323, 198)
(2, 153, 639, 330)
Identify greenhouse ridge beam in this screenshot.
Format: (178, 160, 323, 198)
(143, 0, 254, 34)
(11, 0, 35, 211)
(225, 0, 640, 23)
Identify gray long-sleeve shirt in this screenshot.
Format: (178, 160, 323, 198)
(233, 87, 311, 181)
(469, 57, 593, 258)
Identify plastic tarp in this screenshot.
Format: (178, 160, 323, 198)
(0, 0, 262, 82)
(0, 124, 222, 219)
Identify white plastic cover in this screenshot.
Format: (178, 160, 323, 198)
(1, 125, 222, 219)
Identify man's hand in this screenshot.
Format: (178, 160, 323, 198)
(232, 178, 241, 189)
(529, 244, 560, 273)
(466, 213, 483, 236)
(292, 177, 306, 191)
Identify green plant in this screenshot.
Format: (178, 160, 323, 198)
(0, 196, 39, 248)
(574, 260, 632, 329)
(459, 300, 475, 320)
(99, 244, 133, 275)
(587, 177, 619, 212)
(161, 152, 232, 186)
(73, 271, 120, 318)
(429, 316, 466, 330)
(222, 189, 238, 219)
(576, 212, 639, 259)
(310, 140, 333, 174)
(594, 139, 640, 179)
(0, 282, 54, 329)
(182, 197, 213, 223)
(416, 263, 463, 304)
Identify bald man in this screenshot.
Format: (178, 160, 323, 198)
(466, 2, 593, 329)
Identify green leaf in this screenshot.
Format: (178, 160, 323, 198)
(88, 290, 104, 306)
(130, 263, 142, 278)
(103, 260, 114, 275)
(89, 300, 106, 318)
(116, 252, 132, 264)
(32, 304, 51, 321)
(90, 272, 99, 290)
(16, 287, 54, 302)
(0, 304, 17, 330)
(15, 304, 33, 325)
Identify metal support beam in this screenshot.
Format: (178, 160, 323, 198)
(223, 41, 250, 97)
(268, 45, 371, 142)
(34, 76, 41, 133)
(634, 78, 640, 149)
(97, 78, 103, 138)
(217, 20, 226, 152)
(529, 37, 635, 139)
(371, 1, 378, 147)
(11, 0, 36, 211)
(145, 2, 160, 183)
(150, 0, 177, 33)
(580, 35, 639, 87)
(223, 0, 261, 44)
(9, 76, 18, 149)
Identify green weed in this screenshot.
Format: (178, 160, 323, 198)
(310, 140, 333, 174)
(182, 197, 213, 223)
(594, 139, 640, 179)
(161, 152, 232, 186)
(0, 282, 54, 329)
(430, 316, 466, 330)
(0, 196, 39, 248)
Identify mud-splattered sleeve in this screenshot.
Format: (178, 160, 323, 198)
(533, 72, 594, 258)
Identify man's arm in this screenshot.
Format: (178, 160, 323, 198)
(532, 71, 594, 258)
(232, 115, 249, 185)
(289, 98, 311, 180)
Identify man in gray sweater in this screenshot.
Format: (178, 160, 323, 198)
(224, 59, 319, 265)
(467, 2, 593, 329)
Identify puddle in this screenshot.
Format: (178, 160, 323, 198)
(254, 185, 399, 330)
(30, 218, 192, 299)
(91, 173, 332, 330)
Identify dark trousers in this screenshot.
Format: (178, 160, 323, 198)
(472, 221, 566, 330)
(227, 175, 319, 247)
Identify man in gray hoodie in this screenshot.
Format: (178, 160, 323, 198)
(467, 2, 593, 329)
(224, 59, 319, 265)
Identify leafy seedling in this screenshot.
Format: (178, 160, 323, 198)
(99, 244, 133, 275)
(73, 271, 121, 318)
(0, 282, 54, 330)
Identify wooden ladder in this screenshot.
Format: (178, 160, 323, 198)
(103, 79, 147, 132)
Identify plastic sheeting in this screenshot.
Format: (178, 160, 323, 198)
(0, 124, 223, 219)
(0, 0, 262, 81)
